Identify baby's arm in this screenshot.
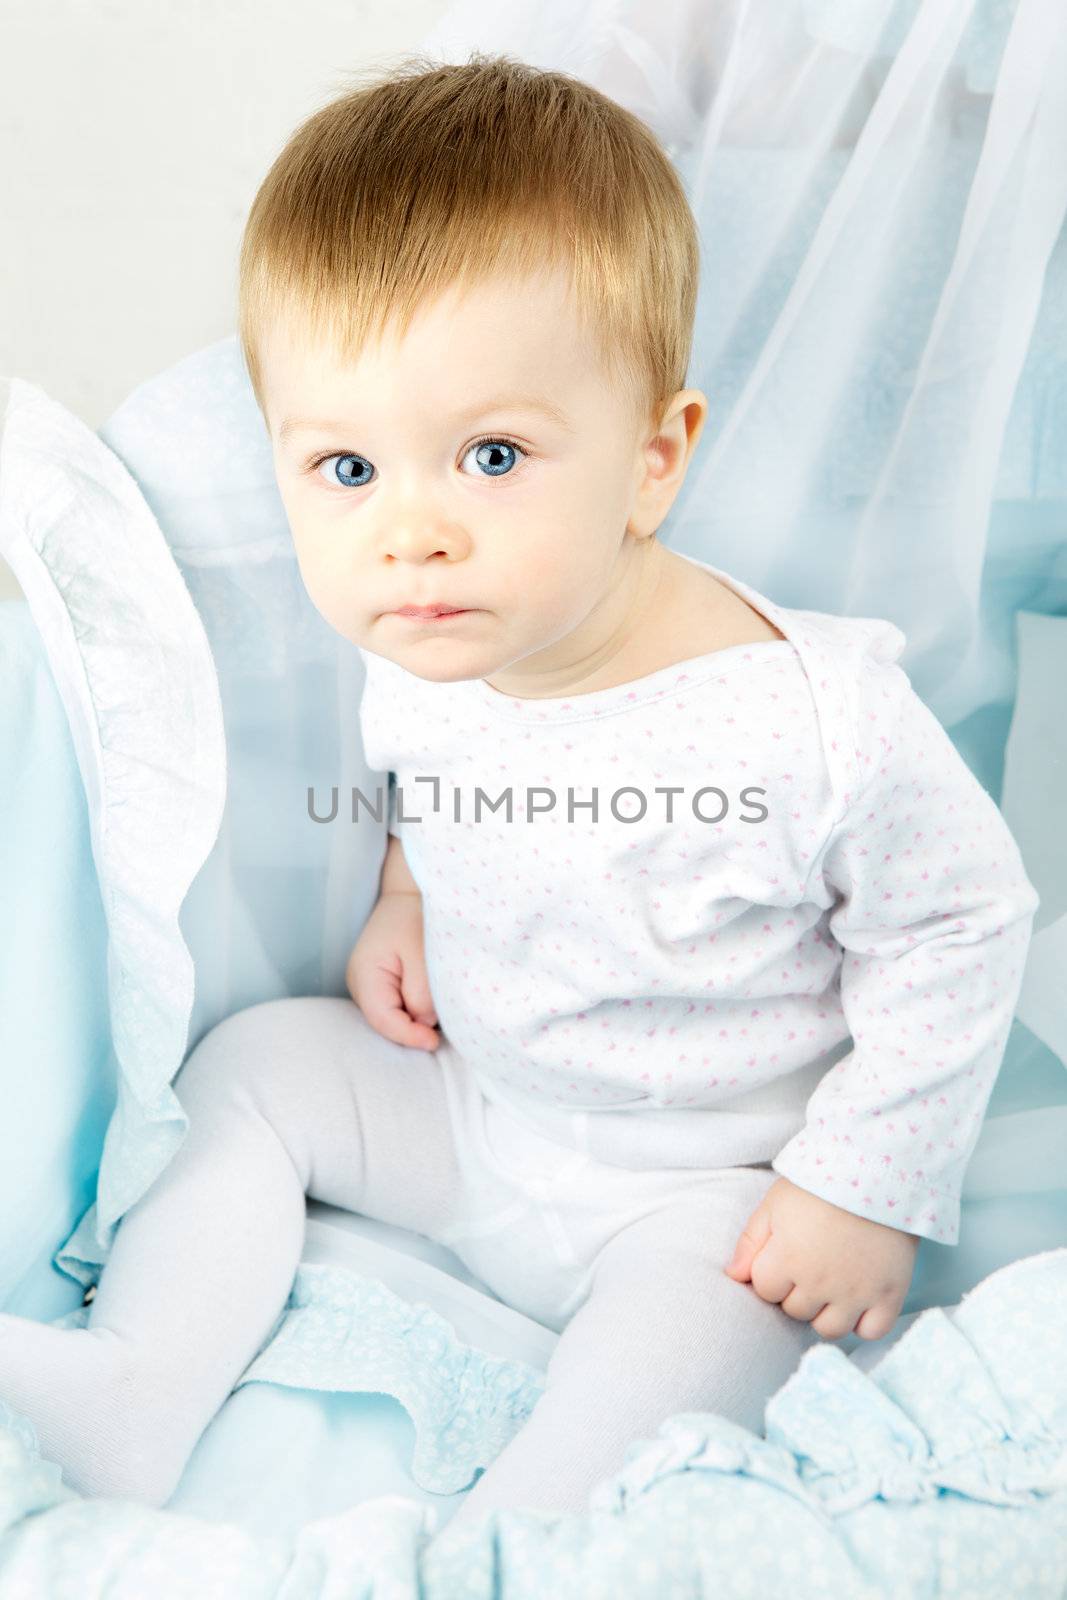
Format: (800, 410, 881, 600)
(378, 829, 420, 896)
(346, 833, 441, 1050)
(768, 654, 1039, 1248)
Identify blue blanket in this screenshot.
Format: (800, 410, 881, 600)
(1, 1248, 1064, 1597)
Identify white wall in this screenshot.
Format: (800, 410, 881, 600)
(0, 0, 455, 601)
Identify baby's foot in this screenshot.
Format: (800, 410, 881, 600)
(0, 1313, 189, 1505)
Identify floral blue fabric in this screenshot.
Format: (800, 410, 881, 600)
(1, 1248, 1064, 1597)
(233, 1264, 547, 1497)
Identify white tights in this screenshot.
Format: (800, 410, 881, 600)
(0, 997, 820, 1530)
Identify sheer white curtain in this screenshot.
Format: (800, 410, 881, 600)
(419, 0, 1067, 730)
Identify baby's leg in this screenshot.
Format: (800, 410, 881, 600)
(443, 1189, 821, 1536)
(0, 996, 463, 1505)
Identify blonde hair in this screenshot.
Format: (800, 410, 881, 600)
(237, 51, 700, 433)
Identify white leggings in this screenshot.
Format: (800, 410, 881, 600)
(0, 997, 820, 1530)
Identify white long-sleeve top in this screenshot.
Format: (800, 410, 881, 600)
(357, 555, 1039, 1244)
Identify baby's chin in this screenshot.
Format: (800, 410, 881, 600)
(366, 636, 499, 685)
(401, 659, 487, 684)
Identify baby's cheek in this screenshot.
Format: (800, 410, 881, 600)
(295, 545, 354, 631)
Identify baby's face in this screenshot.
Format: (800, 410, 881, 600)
(261, 264, 678, 695)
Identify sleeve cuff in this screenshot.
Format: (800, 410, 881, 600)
(770, 1144, 960, 1245)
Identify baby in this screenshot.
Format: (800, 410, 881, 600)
(0, 53, 1038, 1531)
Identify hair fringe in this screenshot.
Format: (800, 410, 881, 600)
(237, 50, 700, 433)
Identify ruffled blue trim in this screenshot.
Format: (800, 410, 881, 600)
(585, 1413, 819, 1518)
(232, 1263, 546, 1495)
(766, 1312, 1064, 1514)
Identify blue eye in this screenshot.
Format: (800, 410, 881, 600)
(460, 436, 525, 477)
(306, 435, 527, 489)
(313, 453, 373, 489)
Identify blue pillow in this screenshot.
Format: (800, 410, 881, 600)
(0, 602, 114, 1320)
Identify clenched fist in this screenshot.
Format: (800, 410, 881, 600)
(724, 1175, 919, 1342)
(346, 889, 441, 1052)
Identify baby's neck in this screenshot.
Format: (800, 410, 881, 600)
(483, 547, 783, 702)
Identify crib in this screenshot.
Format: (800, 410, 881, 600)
(1, 0, 1066, 1593)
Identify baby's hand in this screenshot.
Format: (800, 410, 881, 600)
(346, 890, 441, 1052)
(723, 1176, 920, 1342)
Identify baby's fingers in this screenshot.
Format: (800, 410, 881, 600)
(382, 999, 440, 1052)
(809, 1297, 869, 1342)
(778, 1282, 830, 1324)
(398, 966, 439, 1036)
(853, 1293, 906, 1342)
(356, 961, 440, 1051)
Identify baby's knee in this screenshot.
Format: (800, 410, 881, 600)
(169, 998, 379, 1195)
(174, 995, 349, 1106)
